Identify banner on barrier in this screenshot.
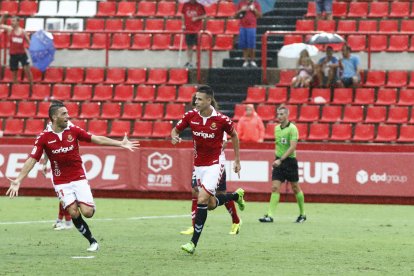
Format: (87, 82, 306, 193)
(0, 145, 412, 197)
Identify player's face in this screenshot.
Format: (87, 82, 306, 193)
(195, 92, 211, 112)
(11, 18, 19, 28)
(277, 110, 288, 123)
(54, 107, 69, 129)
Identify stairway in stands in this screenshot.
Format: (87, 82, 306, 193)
(223, 0, 310, 68)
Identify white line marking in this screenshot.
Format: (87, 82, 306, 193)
(0, 214, 189, 226)
(71, 256, 96, 259)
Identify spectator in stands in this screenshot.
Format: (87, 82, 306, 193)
(316, 0, 333, 20)
(316, 46, 338, 88)
(237, 104, 265, 143)
(291, 49, 315, 88)
(182, 0, 206, 68)
(0, 13, 33, 86)
(235, 0, 262, 67)
(337, 44, 361, 88)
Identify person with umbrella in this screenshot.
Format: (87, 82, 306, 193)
(291, 49, 315, 88)
(0, 13, 33, 86)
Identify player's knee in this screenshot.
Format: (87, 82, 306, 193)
(82, 208, 95, 218)
(68, 207, 80, 219)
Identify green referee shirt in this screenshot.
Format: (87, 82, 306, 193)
(274, 122, 298, 158)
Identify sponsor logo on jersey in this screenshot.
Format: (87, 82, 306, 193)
(191, 121, 200, 125)
(51, 145, 74, 154)
(210, 122, 217, 130)
(192, 131, 215, 139)
(48, 140, 57, 144)
(67, 134, 74, 142)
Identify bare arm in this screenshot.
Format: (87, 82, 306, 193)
(6, 157, 37, 198)
(230, 129, 241, 176)
(23, 30, 31, 46)
(171, 127, 182, 145)
(0, 13, 12, 32)
(91, 134, 139, 151)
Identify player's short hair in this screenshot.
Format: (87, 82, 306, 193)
(277, 105, 289, 115)
(11, 16, 20, 22)
(48, 100, 66, 121)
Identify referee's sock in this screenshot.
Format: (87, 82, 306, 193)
(191, 204, 208, 247)
(267, 192, 280, 217)
(72, 215, 97, 245)
(295, 191, 305, 216)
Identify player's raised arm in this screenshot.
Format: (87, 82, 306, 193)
(171, 127, 182, 145)
(91, 133, 139, 152)
(230, 129, 241, 176)
(6, 157, 37, 198)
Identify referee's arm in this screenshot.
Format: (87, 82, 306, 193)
(279, 140, 297, 162)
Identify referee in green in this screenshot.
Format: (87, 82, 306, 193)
(259, 105, 306, 223)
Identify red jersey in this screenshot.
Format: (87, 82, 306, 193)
(10, 30, 26, 55)
(182, 2, 206, 32)
(29, 122, 92, 185)
(175, 108, 234, 166)
(238, 0, 261, 28)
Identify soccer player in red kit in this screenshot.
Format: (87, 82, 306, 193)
(171, 85, 245, 254)
(6, 101, 139, 252)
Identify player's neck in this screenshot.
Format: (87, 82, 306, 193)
(51, 124, 65, 133)
(200, 106, 213, 117)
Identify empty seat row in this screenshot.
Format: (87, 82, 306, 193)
(234, 104, 414, 123)
(243, 86, 414, 105)
(0, 67, 189, 85)
(306, 1, 414, 18)
(0, 83, 196, 103)
(0, 100, 188, 121)
(264, 122, 414, 143)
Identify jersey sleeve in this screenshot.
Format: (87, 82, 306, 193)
(291, 125, 299, 141)
(72, 126, 92, 142)
(175, 111, 191, 132)
(29, 135, 45, 162)
(223, 116, 235, 136)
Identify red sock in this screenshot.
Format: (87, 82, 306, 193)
(225, 201, 240, 224)
(191, 198, 198, 227)
(58, 202, 64, 220)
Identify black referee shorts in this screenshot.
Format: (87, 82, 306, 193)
(10, 53, 29, 71)
(272, 157, 299, 183)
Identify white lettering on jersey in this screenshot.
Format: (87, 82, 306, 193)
(48, 140, 57, 144)
(31, 146, 37, 155)
(192, 131, 215, 139)
(191, 121, 200, 125)
(11, 37, 23, 44)
(51, 145, 74, 154)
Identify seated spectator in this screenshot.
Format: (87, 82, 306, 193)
(337, 45, 361, 88)
(291, 49, 315, 88)
(316, 46, 338, 88)
(236, 104, 265, 143)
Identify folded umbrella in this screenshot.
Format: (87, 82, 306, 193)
(29, 30, 55, 72)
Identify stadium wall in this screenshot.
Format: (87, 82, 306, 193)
(1, 139, 413, 205)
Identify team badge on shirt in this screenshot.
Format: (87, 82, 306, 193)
(210, 122, 217, 130)
(67, 134, 74, 142)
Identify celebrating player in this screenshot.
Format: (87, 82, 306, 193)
(6, 101, 139, 251)
(259, 105, 306, 223)
(171, 85, 245, 254)
(180, 94, 241, 236)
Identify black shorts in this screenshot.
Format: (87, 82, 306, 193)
(272, 157, 299, 183)
(191, 169, 227, 191)
(185, 34, 198, 47)
(340, 77, 354, 88)
(10, 53, 29, 71)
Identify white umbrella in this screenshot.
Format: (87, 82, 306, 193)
(278, 43, 319, 58)
(179, 0, 218, 6)
(308, 33, 345, 45)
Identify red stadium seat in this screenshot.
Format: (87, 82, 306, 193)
(225, 19, 239, 35)
(16, 101, 37, 118)
(267, 87, 287, 104)
(330, 124, 352, 141)
(347, 35, 367, 52)
(36, 102, 50, 118)
(283, 35, 302, 45)
(88, 120, 108, 136)
(145, 19, 164, 31)
(332, 88, 353, 104)
(332, 2, 347, 18)
(206, 20, 225, 34)
(96, 1, 116, 17)
(376, 88, 397, 105)
(80, 102, 101, 119)
(375, 125, 397, 142)
(93, 85, 113, 101)
(147, 68, 167, 84)
(337, 20, 357, 33)
(388, 35, 409, 52)
(307, 124, 329, 141)
(70, 33, 90, 49)
(1, 1, 18, 15)
(136, 1, 156, 17)
(256, 105, 275, 121)
(101, 102, 121, 119)
(364, 71, 386, 87)
(216, 1, 236, 17)
(379, 20, 398, 33)
(320, 105, 342, 123)
(90, 33, 108, 49)
(143, 103, 164, 120)
(368, 35, 387, 52)
(397, 89, 414, 106)
(19, 1, 38, 16)
(295, 123, 308, 140)
(132, 121, 153, 137)
(109, 120, 131, 137)
(400, 20, 414, 32)
(387, 107, 409, 123)
(286, 105, 298, 121)
(297, 105, 320, 122)
(9, 84, 30, 99)
(296, 20, 314, 32)
(84, 68, 105, 84)
(72, 85, 93, 101)
(30, 84, 50, 100)
(126, 68, 147, 84)
(368, 2, 389, 18)
(151, 34, 171, 50)
(116, 1, 136, 17)
(165, 19, 182, 32)
(0, 84, 9, 98)
(105, 68, 126, 84)
(135, 85, 155, 102)
(204, 3, 217, 17)
(23, 119, 45, 136)
(51, 84, 71, 100)
(156, 1, 176, 17)
(122, 103, 143, 119)
(264, 123, 277, 140)
(125, 19, 144, 31)
(113, 85, 134, 102)
(398, 125, 414, 142)
(305, 2, 315, 17)
(244, 87, 266, 103)
(4, 119, 24, 135)
(352, 124, 375, 142)
(53, 33, 70, 49)
(1, 68, 21, 83)
(23, 67, 42, 83)
(386, 71, 407, 87)
(176, 85, 196, 102)
(232, 104, 245, 121)
(105, 19, 123, 32)
(389, 2, 409, 18)
(311, 88, 330, 104)
(152, 121, 173, 138)
(65, 102, 80, 118)
(111, 34, 131, 50)
(64, 67, 84, 83)
(277, 70, 296, 86)
(155, 85, 176, 102)
(130, 34, 152, 50)
(358, 20, 377, 32)
(43, 67, 64, 83)
(408, 72, 414, 87)
(168, 68, 188, 85)
(354, 88, 375, 105)
(347, 2, 368, 18)
(364, 106, 386, 123)
(213, 34, 234, 50)
(342, 106, 363, 123)
(164, 103, 185, 120)
(86, 19, 105, 31)
(316, 20, 336, 32)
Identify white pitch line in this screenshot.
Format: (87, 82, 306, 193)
(71, 256, 96, 259)
(0, 214, 190, 226)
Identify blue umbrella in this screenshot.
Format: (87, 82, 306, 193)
(29, 30, 55, 72)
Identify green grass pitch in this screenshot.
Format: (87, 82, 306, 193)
(0, 197, 413, 275)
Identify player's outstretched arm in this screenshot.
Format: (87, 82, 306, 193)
(230, 130, 241, 177)
(6, 157, 37, 198)
(171, 127, 182, 145)
(91, 133, 140, 152)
